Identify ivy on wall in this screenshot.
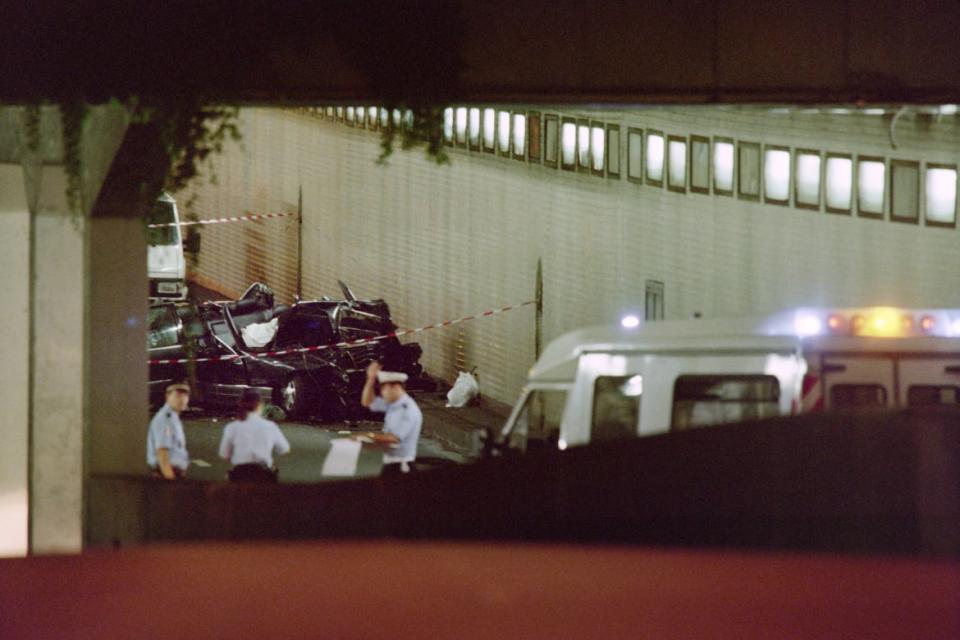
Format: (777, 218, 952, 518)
(60, 102, 89, 213)
(38, 99, 241, 218)
(377, 105, 449, 165)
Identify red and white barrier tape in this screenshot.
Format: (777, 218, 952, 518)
(148, 300, 536, 365)
(148, 212, 296, 228)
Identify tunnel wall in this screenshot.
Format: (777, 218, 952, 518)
(184, 107, 960, 405)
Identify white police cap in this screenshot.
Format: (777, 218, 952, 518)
(377, 371, 408, 384)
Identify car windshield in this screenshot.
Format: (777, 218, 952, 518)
(147, 199, 180, 247)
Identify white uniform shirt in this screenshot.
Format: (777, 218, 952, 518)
(369, 393, 422, 462)
(147, 404, 189, 470)
(218, 414, 291, 467)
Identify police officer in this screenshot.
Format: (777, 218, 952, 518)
(147, 383, 191, 480)
(359, 361, 423, 476)
(219, 389, 291, 482)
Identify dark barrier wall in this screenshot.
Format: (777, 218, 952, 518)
(90, 409, 960, 556)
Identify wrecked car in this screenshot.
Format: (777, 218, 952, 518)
(148, 282, 426, 420)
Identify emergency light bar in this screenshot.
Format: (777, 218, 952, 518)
(790, 308, 960, 338)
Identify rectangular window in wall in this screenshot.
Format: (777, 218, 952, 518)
(379, 106, 390, 129)
(325, 106, 335, 119)
(627, 127, 643, 183)
(544, 114, 559, 168)
(825, 153, 853, 214)
(403, 109, 414, 130)
(336, 106, 344, 121)
(560, 118, 576, 170)
(667, 136, 687, 192)
(646, 130, 664, 186)
(498, 110, 511, 156)
(590, 123, 605, 176)
(763, 146, 791, 205)
(482, 108, 496, 153)
(528, 111, 541, 163)
(713, 138, 734, 195)
(690, 135, 710, 193)
(645, 280, 665, 321)
(368, 107, 379, 130)
(513, 112, 526, 160)
(468, 107, 481, 150)
(925, 163, 958, 227)
(857, 156, 886, 219)
(356, 106, 366, 128)
(795, 149, 821, 210)
(455, 107, 467, 146)
(345, 106, 355, 126)
(737, 141, 760, 200)
(577, 119, 590, 171)
(890, 159, 920, 224)
(443, 107, 454, 145)
(606, 124, 620, 179)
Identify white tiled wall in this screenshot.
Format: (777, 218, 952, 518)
(186, 107, 960, 405)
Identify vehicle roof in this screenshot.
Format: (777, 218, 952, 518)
(530, 316, 960, 384)
(801, 335, 960, 354)
(530, 318, 800, 384)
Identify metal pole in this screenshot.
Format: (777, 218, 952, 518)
(535, 257, 543, 360)
(535, 258, 545, 438)
(296, 184, 303, 301)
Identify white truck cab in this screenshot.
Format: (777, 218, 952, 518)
(501, 308, 960, 453)
(147, 192, 187, 300)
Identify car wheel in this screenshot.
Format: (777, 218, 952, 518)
(279, 376, 312, 420)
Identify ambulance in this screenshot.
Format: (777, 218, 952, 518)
(499, 307, 960, 452)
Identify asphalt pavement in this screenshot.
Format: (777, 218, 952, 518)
(181, 415, 466, 483)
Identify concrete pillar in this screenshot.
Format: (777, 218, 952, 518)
(84, 117, 172, 547)
(0, 103, 146, 555)
(29, 165, 87, 554)
(0, 164, 31, 557)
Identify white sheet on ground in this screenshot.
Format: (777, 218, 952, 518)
(321, 438, 363, 477)
(241, 317, 279, 348)
(446, 371, 480, 407)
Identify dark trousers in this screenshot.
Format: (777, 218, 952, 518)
(381, 462, 416, 478)
(229, 463, 279, 483)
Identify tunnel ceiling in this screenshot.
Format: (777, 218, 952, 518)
(2, 1, 960, 105)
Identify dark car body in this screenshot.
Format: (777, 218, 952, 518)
(148, 283, 424, 419)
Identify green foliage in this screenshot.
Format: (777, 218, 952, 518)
(53, 98, 241, 222)
(23, 105, 41, 153)
(129, 100, 241, 194)
(377, 105, 449, 165)
(60, 102, 89, 214)
(262, 404, 287, 422)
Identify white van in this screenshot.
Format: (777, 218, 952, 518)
(500, 308, 960, 452)
(147, 192, 187, 300)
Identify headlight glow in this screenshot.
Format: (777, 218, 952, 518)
(794, 314, 822, 337)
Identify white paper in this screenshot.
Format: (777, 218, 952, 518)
(321, 438, 362, 477)
(190, 458, 211, 468)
